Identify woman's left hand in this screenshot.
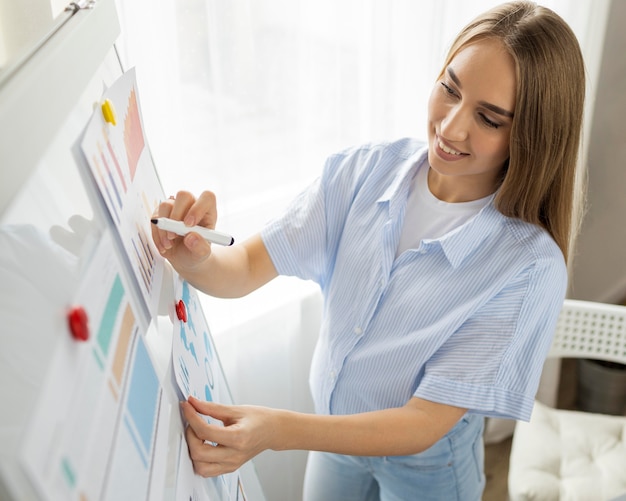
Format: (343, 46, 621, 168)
(181, 394, 468, 477)
(181, 396, 277, 477)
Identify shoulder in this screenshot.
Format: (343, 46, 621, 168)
(323, 137, 426, 187)
(504, 217, 564, 263)
(499, 215, 568, 288)
(459, 207, 567, 296)
(328, 137, 425, 165)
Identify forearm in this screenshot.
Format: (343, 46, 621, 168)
(176, 234, 277, 298)
(179, 245, 252, 298)
(271, 399, 467, 457)
(182, 396, 467, 478)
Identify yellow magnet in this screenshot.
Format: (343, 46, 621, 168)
(101, 99, 117, 126)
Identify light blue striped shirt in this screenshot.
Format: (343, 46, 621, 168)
(261, 138, 567, 421)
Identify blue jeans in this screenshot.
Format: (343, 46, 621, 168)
(302, 414, 485, 501)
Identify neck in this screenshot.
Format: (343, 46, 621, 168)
(427, 168, 498, 203)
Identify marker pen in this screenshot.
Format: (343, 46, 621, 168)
(151, 217, 234, 246)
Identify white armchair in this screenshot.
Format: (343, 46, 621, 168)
(508, 299, 626, 501)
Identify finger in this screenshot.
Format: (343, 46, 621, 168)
(156, 197, 175, 218)
(194, 460, 236, 478)
(193, 449, 241, 477)
(168, 191, 196, 226)
(185, 190, 218, 229)
(151, 198, 175, 252)
(185, 423, 226, 461)
(183, 425, 223, 477)
(188, 396, 236, 424)
(184, 418, 206, 449)
(162, 191, 196, 245)
(181, 400, 235, 447)
(184, 426, 242, 477)
(178, 231, 211, 259)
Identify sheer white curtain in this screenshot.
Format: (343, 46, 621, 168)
(114, 0, 602, 331)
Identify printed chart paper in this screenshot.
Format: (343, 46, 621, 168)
(80, 68, 164, 316)
(172, 278, 247, 501)
(18, 230, 170, 501)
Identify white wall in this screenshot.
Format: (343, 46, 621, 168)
(570, 0, 626, 304)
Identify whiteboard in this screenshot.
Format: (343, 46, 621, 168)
(0, 1, 264, 499)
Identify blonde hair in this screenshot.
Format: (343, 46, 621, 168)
(441, 1, 586, 263)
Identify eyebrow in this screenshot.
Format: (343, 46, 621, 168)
(447, 67, 515, 119)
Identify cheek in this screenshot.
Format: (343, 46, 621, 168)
(495, 135, 511, 161)
(476, 134, 510, 162)
(427, 88, 441, 126)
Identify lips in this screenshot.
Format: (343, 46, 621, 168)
(435, 135, 468, 160)
(438, 139, 463, 155)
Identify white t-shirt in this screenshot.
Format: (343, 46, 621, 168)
(396, 163, 495, 257)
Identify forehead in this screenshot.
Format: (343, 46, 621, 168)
(448, 39, 517, 112)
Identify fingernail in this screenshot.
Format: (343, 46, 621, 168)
(186, 234, 198, 248)
(184, 216, 195, 226)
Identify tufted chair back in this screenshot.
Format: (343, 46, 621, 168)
(508, 299, 626, 501)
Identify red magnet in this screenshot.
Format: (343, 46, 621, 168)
(176, 299, 187, 323)
(67, 305, 89, 341)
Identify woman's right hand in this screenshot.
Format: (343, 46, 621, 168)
(151, 190, 219, 275)
(152, 190, 276, 298)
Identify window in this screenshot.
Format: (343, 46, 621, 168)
(113, 0, 601, 334)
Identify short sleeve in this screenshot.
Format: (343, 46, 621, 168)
(261, 142, 400, 288)
(261, 176, 328, 284)
(414, 254, 567, 421)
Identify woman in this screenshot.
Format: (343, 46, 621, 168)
(152, 2, 585, 499)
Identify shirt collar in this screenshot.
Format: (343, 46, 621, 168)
(377, 146, 428, 204)
(375, 143, 505, 268)
(433, 201, 505, 268)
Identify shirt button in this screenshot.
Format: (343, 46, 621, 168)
(354, 326, 363, 336)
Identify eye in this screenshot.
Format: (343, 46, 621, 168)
(479, 113, 501, 129)
(440, 81, 458, 98)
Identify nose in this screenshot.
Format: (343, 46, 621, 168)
(440, 104, 470, 142)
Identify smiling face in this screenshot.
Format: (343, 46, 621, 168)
(427, 38, 516, 202)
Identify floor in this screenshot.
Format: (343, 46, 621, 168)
(482, 358, 578, 500)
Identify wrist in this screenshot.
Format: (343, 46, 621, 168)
(268, 408, 294, 452)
